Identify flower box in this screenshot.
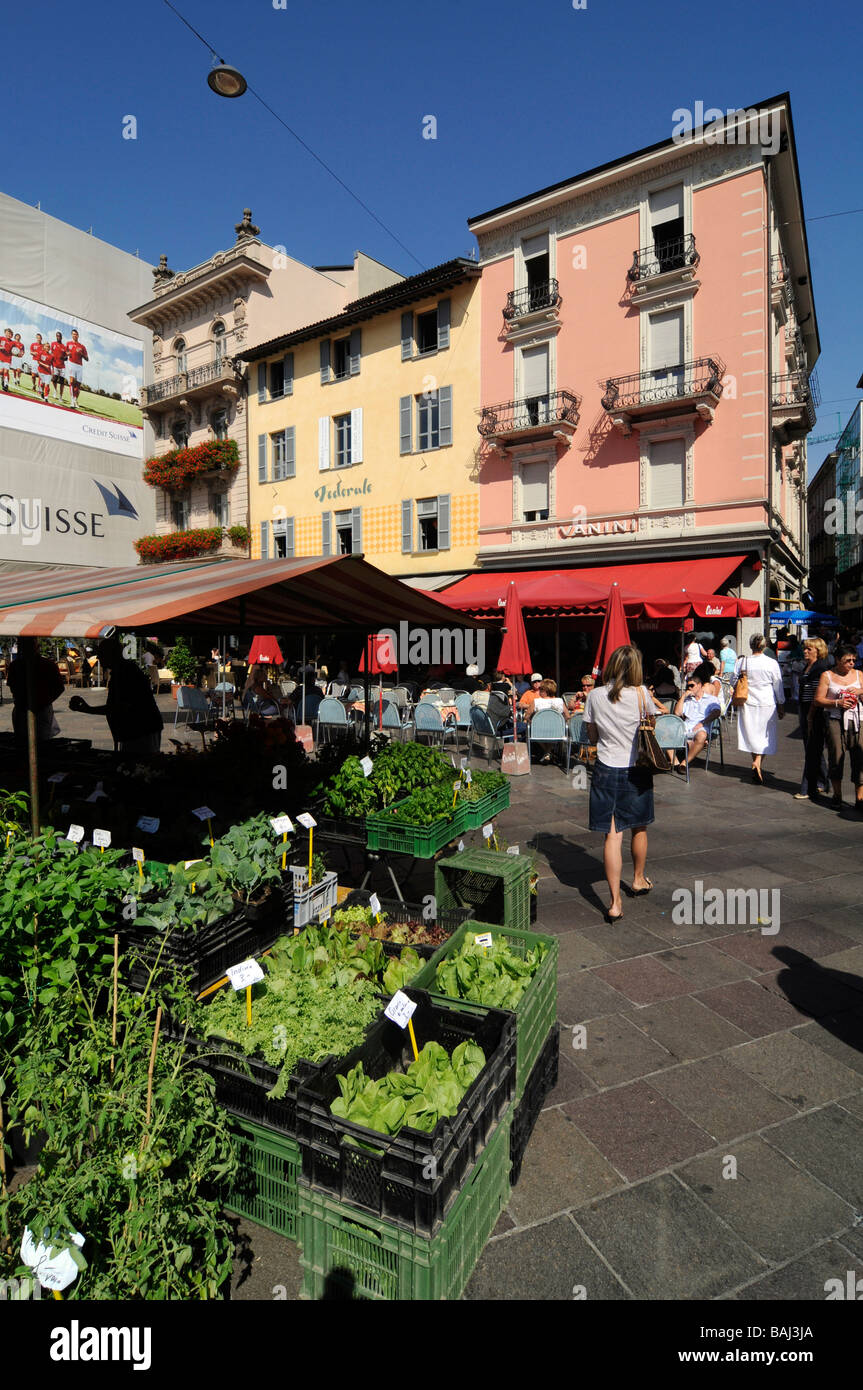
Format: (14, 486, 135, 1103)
(143, 438, 239, 491)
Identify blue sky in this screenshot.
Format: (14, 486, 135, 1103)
(3, 0, 859, 472)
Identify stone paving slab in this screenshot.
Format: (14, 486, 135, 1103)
(623, 995, 751, 1061)
(694, 979, 809, 1037)
(647, 1056, 794, 1141)
(726, 1239, 863, 1301)
(563, 1081, 714, 1182)
(655, 941, 762, 990)
(556, 969, 632, 1025)
(593, 955, 693, 1006)
(504, 1109, 621, 1225)
(723, 1032, 862, 1110)
(763, 1105, 863, 1208)
(564, 1013, 676, 1088)
(466, 1215, 631, 1301)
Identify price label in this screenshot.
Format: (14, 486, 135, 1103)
(47, 772, 66, 784)
(86, 782, 108, 803)
(136, 816, 160, 834)
(474, 932, 493, 948)
(360, 756, 373, 777)
(296, 812, 317, 830)
(66, 824, 85, 843)
(192, 806, 216, 821)
(507, 845, 520, 856)
(482, 823, 495, 839)
(369, 892, 381, 916)
(61, 804, 70, 814)
(131, 847, 145, 864)
(225, 959, 265, 991)
(92, 828, 111, 848)
(184, 859, 204, 871)
(384, 989, 417, 1029)
(460, 757, 468, 770)
(21, 1228, 85, 1293)
(457, 840, 465, 853)
(463, 769, 472, 785)
(270, 815, 294, 835)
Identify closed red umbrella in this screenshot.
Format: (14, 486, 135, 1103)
(359, 632, 399, 727)
(592, 584, 631, 678)
(497, 582, 532, 753)
(247, 634, 284, 666)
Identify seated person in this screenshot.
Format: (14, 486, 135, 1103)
(490, 670, 513, 699)
(470, 680, 492, 710)
(569, 674, 596, 711)
(650, 658, 681, 701)
(292, 677, 323, 724)
(529, 678, 566, 718)
(460, 664, 483, 694)
(242, 664, 282, 716)
(518, 673, 543, 713)
(691, 660, 722, 699)
(673, 674, 721, 767)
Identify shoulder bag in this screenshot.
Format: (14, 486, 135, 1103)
(635, 686, 671, 774)
(732, 657, 749, 708)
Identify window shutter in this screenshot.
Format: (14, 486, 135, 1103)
(285, 425, 296, 478)
(439, 385, 453, 447)
(401, 500, 413, 554)
(283, 352, 294, 396)
(401, 311, 414, 361)
(349, 328, 361, 376)
(319, 339, 331, 385)
(257, 433, 267, 483)
(437, 299, 451, 350)
(399, 395, 412, 454)
(649, 310, 684, 370)
(318, 416, 330, 470)
(321, 511, 332, 556)
(257, 362, 267, 403)
(649, 184, 684, 226)
(522, 233, 548, 260)
(350, 407, 363, 464)
(351, 507, 362, 553)
(260, 520, 269, 560)
(521, 462, 550, 514)
(285, 517, 294, 557)
(649, 438, 685, 509)
(522, 345, 549, 398)
(437, 494, 451, 551)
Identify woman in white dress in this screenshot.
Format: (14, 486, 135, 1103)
(733, 633, 785, 784)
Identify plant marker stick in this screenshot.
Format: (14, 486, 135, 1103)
(407, 1016, 419, 1062)
(111, 934, 119, 1075)
(281, 831, 287, 872)
(53, 1291, 62, 1301)
(144, 1005, 163, 1132)
(246, 984, 252, 1028)
(207, 818, 214, 847)
(308, 825, 313, 883)
(0, 1092, 7, 1195)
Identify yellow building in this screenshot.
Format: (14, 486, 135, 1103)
(240, 259, 482, 579)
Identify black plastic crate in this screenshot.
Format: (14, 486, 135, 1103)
(510, 1023, 559, 1187)
(296, 988, 517, 1237)
(122, 900, 291, 997)
(315, 814, 368, 845)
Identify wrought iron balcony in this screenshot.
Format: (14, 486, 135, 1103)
(628, 234, 700, 282)
(478, 389, 581, 443)
(142, 357, 238, 407)
(601, 358, 725, 425)
(770, 252, 790, 286)
(503, 279, 562, 320)
(772, 371, 817, 436)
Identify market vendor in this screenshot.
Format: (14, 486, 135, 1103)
(69, 636, 163, 756)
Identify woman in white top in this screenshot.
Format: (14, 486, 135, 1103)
(682, 632, 707, 676)
(584, 646, 667, 923)
(733, 633, 785, 784)
(813, 644, 863, 810)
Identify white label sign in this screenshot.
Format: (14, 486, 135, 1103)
(369, 893, 381, 916)
(460, 757, 468, 770)
(92, 828, 111, 848)
(192, 806, 216, 821)
(297, 812, 317, 829)
(474, 932, 493, 948)
(47, 772, 66, 784)
(66, 824, 85, 843)
(385, 989, 417, 1029)
(360, 756, 373, 777)
(86, 782, 108, 803)
(463, 769, 472, 784)
(136, 816, 160, 834)
(482, 823, 495, 839)
(457, 840, 465, 853)
(131, 847, 145, 864)
(225, 959, 265, 991)
(270, 815, 294, 835)
(21, 1228, 85, 1292)
(184, 859, 205, 871)
(507, 845, 520, 856)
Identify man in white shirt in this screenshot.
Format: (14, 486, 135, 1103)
(674, 674, 721, 768)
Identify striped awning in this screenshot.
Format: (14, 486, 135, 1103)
(0, 555, 481, 637)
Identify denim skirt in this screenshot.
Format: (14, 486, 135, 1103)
(589, 759, 655, 832)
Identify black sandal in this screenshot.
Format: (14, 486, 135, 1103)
(631, 878, 653, 896)
(605, 908, 624, 923)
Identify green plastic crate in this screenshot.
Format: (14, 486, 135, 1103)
(410, 921, 558, 1101)
(435, 849, 532, 934)
(299, 1110, 511, 1300)
(458, 781, 511, 831)
(366, 797, 464, 858)
(226, 1116, 301, 1241)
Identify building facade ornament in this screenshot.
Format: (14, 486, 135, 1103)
(235, 208, 260, 244)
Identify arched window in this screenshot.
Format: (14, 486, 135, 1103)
(172, 418, 189, 449)
(175, 338, 187, 374)
(213, 322, 226, 368)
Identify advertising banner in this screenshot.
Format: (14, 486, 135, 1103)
(0, 456, 150, 567)
(0, 286, 144, 458)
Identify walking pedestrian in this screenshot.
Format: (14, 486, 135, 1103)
(69, 637, 163, 756)
(813, 644, 863, 811)
(584, 645, 666, 923)
(733, 633, 785, 784)
(792, 637, 830, 801)
(6, 639, 64, 744)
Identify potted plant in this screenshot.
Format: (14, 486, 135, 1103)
(209, 813, 286, 921)
(166, 635, 199, 701)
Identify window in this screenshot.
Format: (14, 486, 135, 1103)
(259, 428, 295, 483)
(322, 507, 361, 556)
(401, 300, 451, 360)
(649, 185, 685, 272)
(211, 408, 228, 440)
(171, 419, 189, 448)
(319, 410, 362, 469)
(401, 387, 452, 453)
(269, 360, 285, 399)
(417, 395, 440, 451)
(335, 509, 354, 554)
(522, 234, 550, 307)
(648, 438, 685, 509)
(649, 310, 684, 392)
(332, 337, 350, 380)
(521, 462, 550, 522)
(272, 518, 294, 558)
(401, 495, 450, 553)
(175, 339, 187, 374)
(256, 354, 293, 403)
(320, 330, 361, 383)
(172, 495, 191, 530)
(213, 322, 226, 367)
(210, 492, 229, 528)
(334, 414, 352, 468)
(522, 345, 549, 423)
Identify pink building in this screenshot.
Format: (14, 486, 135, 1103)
(459, 93, 818, 644)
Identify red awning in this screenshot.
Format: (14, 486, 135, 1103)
(434, 556, 751, 617)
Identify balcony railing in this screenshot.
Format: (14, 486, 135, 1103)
(503, 280, 562, 320)
(478, 389, 581, 439)
(601, 357, 725, 412)
(143, 357, 235, 405)
(627, 235, 700, 282)
(772, 372, 817, 431)
(770, 252, 790, 286)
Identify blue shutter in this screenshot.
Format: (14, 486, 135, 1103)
(284, 352, 294, 396)
(257, 362, 267, 403)
(399, 395, 412, 454)
(401, 500, 412, 554)
(437, 494, 451, 551)
(401, 311, 413, 361)
(285, 517, 294, 557)
(437, 299, 451, 350)
(319, 340, 331, 385)
(260, 520, 269, 559)
(257, 433, 267, 483)
(349, 328, 361, 376)
(439, 385, 453, 447)
(285, 426, 296, 478)
(321, 511, 332, 556)
(351, 507, 362, 554)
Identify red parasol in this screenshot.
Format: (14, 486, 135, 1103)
(497, 581, 532, 744)
(359, 632, 399, 727)
(592, 584, 631, 678)
(247, 634, 284, 666)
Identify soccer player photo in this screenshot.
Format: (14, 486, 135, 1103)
(64, 328, 88, 408)
(50, 330, 67, 403)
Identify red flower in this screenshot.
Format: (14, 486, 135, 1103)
(134, 528, 225, 563)
(143, 439, 239, 491)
